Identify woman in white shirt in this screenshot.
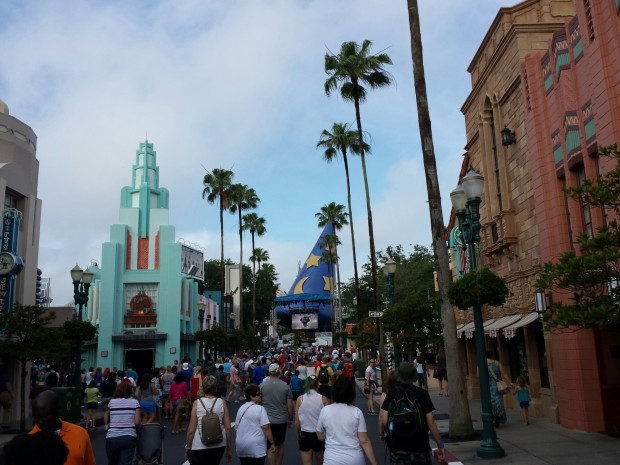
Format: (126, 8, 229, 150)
(185, 376, 233, 464)
(296, 375, 329, 465)
(316, 378, 377, 465)
(234, 384, 277, 464)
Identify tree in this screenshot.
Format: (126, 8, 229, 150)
(0, 304, 60, 432)
(250, 247, 270, 322)
(243, 212, 267, 323)
(316, 123, 369, 318)
(195, 325, 229, 359)
(202, 168, 235, 297)
(325, 39, 393, 383)
(318, 232, 341, 338)
(407, 0, 474, 437)
(228, 183, 260, 327)
(535, 145, 620, 328)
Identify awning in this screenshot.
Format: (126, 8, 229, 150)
(502, 312, 539, 339)
(457, 322, 475, 338)
(484, 314, 523, 337)
(465, 318, 495, 338)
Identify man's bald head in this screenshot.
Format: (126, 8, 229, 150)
(32, 390, 61, 431)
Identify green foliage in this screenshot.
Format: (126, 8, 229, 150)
(448, 267, 508, 310)
(352, 318, 378, 350)
(196, 325, 229, 353)
(535, 145, 620, 329)
(63, 319, 97, 341)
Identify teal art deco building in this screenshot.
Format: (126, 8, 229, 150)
(84, 141, 200, 374)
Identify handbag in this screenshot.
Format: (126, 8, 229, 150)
(488, 362, 511, 395)
(363, 386, 370, 395)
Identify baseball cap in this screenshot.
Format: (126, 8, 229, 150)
(182, 362, 189, 370)
(268, 363, 281, 374)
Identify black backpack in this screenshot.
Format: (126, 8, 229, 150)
(386, 386, 427, 447)
(318, 364, 330, 384)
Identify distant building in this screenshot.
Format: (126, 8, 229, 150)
(83, 141, 201, 375)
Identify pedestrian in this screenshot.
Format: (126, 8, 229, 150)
(83, 380, 101, 431)
(295, 375, 328, 465)
(30, 390, 96, 465)
(124, 363, 138, 384)
(136, 372, 158, 424)
(190, 366, 205, 401)
(106, 380, 141, 465)
(181, 362, 194, 390)
(364, 359, 377, 415)
(235, 384, 277, 465)
(185, 376, 233, 464)
(377, 370, 395, 443)
(225, 359, 242, 403)
(260, 363, 294, 465)
(316, 356, 335, 400)
(160, 366, 175, 419)
(414, 355, 425, 388)
(171, 372, 190, 434)
(290, 370, 304, 402)
(5, 431, 69, 465)
(215, 365, 228, 398)
(99, 372, 117, 430)
(316, 377, 377, 465)
(515, 375, 531, 425)
(486, 351, 512, 427)
(380, 362, 445, 465)
(435, 348, 448, 396)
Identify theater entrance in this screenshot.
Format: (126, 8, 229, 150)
(125, 346, 154, 379)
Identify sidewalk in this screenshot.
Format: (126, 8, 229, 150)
(358, 376, 619, 465)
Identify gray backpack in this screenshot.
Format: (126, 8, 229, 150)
(198, 398, 223, 445)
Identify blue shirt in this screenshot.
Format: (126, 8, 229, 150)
(290, 375, 304, 393)
(252, 365, 266, 385)
(223, 362, 232, 374)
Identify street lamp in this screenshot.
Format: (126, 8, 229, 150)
(352, 296, 358, 323)
(197, 301, 206, 363)
(70, 264, 94, 390)
(450, 169, 505, 459)
(383, 259, 397, 369)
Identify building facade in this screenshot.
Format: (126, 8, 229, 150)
(453, 0, 620, 432)
(84, 141, 200, 375)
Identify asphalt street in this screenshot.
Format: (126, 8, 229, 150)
(90, 387, 387, 465)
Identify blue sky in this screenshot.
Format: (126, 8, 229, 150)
(0, 0, 508, 305)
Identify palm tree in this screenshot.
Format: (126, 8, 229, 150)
(250, 247, 269, 323)
(318, 232, 341, 338)
(243, 213, 267, 323)
(324, 39, 392, 319)
(408, 0, 473, 437)
(325, 39, 393, 381)
(316, 123, 368, 321)
(202, 168, 234, 297)
(228, 184, 260, 328)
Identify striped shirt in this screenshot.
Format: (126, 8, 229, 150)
(106, 397, 140, 439)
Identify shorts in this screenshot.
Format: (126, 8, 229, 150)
(317, 384, 332, 399)
(298, 431, 325, 452)
(102, 397, 112, 409)
(267, 423, 288, 447)
(390, 450, 431, 465)
(436, 368, 448, 381)
(140, 400, 156, 413)
(292, 391, 302, 402)
(86, 402, 99, 410)
(520, 401, 530, 408)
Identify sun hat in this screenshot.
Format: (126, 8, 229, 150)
(395, 362, 417, 384)
(182, 362, 189, 370)
(268, 363, 281, 375)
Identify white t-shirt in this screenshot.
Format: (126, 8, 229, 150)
(191, 397, 226, 450)
(365, 366, 376, 383)
(235, 402, 270, 458)
(316, 403, 367, 465)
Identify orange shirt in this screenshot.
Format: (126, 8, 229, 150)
(30, 420, 96, 465)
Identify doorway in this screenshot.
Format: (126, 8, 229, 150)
(125, 348, 154, 380)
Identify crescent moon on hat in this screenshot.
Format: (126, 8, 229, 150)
(293, 277, 309, 294)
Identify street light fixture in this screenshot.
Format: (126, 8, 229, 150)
(197, 301, 206, 362)
(70, 264, 94, 390)
(450, 169, 505, 459)
(383, 258, 397, 369)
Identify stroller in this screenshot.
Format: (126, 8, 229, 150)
(135, 422, 165, 465)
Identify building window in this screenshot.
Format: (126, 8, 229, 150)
(3, 190, 20, 210)
(490, 111, 503, 211)
(569, 17, 583, 62)
(583, 0, 595, 40)
(564, 111, 581, 156)
(491, 222, 499, 243)
(576, 165, 593, 237)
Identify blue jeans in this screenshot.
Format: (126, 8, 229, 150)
(106, 435, 137, 465)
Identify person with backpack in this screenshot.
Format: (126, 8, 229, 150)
(380, 362, 445, 465)
(316, 356, 334, 399)
(185, 376, 233, 464)
(338, 352, 356, 386)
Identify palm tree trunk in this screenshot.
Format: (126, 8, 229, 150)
(408, 0, 473, 438)
(238, 209, 243, 329)
(219, 198, 225, 299)
(352, 83, 384, 385)
(342, 153, 362, 320)
(251, 232, 257, 324)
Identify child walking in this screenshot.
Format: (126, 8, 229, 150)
(515, 375, 531, 425)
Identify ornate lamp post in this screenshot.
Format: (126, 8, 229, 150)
(383, 259, 397, 368)
(450, 169, 504, 458)
(70, 264, 94, 390)
(197, 300, 206, 363)
(352, 296, 358, 323)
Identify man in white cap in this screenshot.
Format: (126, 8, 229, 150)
(380, 362, 445, 465)
(180, 362, 193, 390)
(260, 363, 294, 465)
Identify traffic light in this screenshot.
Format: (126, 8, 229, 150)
(36, 268, 43, 304)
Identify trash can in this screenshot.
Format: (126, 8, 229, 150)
(51, 387, 83, 424)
